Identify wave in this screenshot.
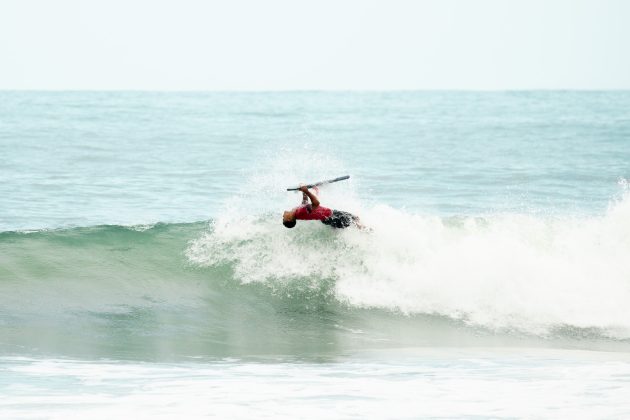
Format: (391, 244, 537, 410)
(1, 194, 630, 359)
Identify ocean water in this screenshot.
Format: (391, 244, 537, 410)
(1, 91, 630, 418)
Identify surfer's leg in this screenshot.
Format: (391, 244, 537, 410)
(353, 216, 366, 230)
(346, 213, 367, 230)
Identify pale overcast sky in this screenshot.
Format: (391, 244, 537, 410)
(1, 0, 629, 90)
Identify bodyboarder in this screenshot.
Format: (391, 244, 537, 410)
(282, 185, 363, 229)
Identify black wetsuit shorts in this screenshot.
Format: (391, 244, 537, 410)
(321, 210, 358, 229)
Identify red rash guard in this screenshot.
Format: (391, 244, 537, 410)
(294, 205, 333, 221)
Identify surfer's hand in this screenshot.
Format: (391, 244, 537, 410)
(299, 185, 308, 193)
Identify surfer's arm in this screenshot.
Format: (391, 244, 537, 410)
(299, 186, 320, 209)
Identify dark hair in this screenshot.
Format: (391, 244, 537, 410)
(283, 220, 296, 228)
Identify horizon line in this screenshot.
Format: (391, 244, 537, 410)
(2, 88, 630, 93)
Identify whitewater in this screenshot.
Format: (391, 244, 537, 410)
(189, 186, 630, 338)
(2, 91, 630, 418)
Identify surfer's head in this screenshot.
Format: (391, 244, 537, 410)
(282, 210, 296, 228)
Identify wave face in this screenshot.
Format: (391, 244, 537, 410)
(2, 194, 630, 360)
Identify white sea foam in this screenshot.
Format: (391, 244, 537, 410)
(4, 352, 630, 419)
(187, 177, 630, 337)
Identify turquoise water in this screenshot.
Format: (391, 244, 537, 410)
(1, 91, 630, 418)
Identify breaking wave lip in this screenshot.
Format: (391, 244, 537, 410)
(187, 188, 630, 339)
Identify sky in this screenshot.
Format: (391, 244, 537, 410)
(1, 0, 629, 90)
